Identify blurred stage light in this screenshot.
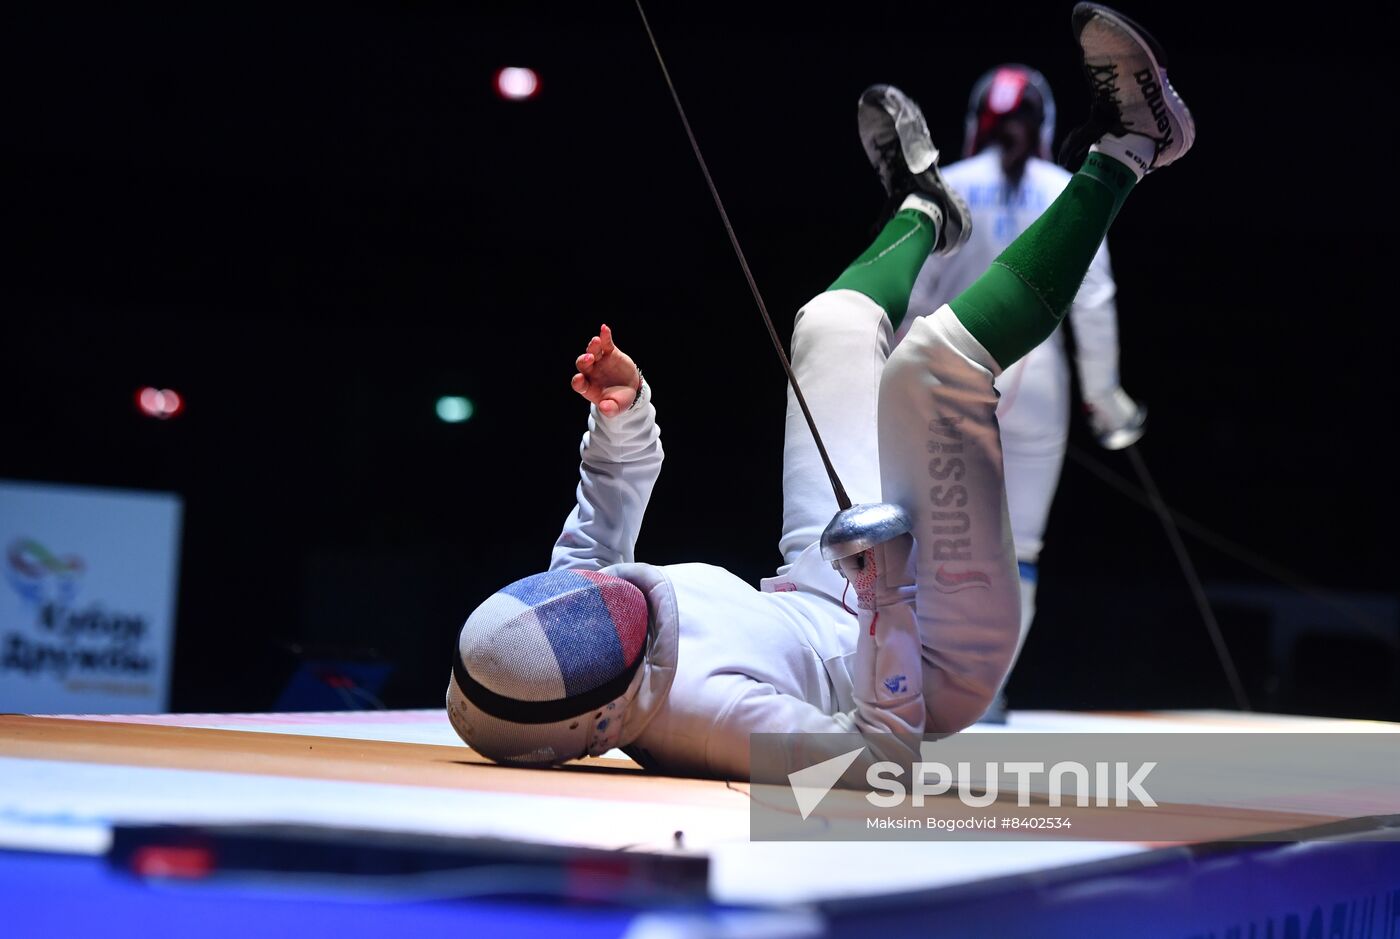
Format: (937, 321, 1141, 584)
(494, 67, 540, 101)
(436, 396, 474, 424)
(136, 387, 184, 420)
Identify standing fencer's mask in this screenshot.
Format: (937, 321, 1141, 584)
(446, 569, 650, 765)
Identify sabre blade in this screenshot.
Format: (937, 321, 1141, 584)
(1127, 446, 1253, 712)
(632, 0, 851, 511)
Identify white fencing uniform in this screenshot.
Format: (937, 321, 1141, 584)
(549, 291, 1019, 779)
(900, 147, 1125, 657)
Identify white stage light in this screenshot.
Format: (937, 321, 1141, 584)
(495, 67, 540, 101)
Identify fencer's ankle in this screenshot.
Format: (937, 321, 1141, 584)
(1087, 133, 1154, 181)
(898, 192, 945, 230)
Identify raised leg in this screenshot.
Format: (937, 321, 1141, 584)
(777, 197, 941, 570)
(879, 306, 1021, 731)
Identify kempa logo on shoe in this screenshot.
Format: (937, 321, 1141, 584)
(1134, 69, 1173, 144)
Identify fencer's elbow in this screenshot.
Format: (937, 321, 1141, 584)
(925, 695, 991, 735)
(925, 662, 1008, 734)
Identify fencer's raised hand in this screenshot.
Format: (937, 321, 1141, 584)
(571, 324, 641, 417)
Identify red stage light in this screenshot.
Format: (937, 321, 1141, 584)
(136, 387, 184, 420)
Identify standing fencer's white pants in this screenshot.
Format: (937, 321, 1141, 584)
(996, 340, 1071, 564)
(988, 341, 1072, 666)
(779, 290, 1020, 731)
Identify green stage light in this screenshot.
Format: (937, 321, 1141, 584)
(435, 396, 474, 424)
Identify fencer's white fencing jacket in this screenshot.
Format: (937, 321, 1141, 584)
(548, 379, 883, 779)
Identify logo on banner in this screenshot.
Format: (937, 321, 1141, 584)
(6, 539, 85, 608)
(2, 537, 154, 689)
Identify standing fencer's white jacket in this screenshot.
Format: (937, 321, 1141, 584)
(548, 380, 888, 779)
(904, 149, 1123, 407)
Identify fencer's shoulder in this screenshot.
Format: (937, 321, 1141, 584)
(652, 561, 757, 593)
(604, 561, 671, 591)
(602, 562, 680, 636)
(605, 560, 753, 605)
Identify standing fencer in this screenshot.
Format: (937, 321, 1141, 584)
(447, 4, 1194, 777)
(893, 66, 1147, 721)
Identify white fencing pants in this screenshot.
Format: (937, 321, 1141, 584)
(779, 290, 1020, 731)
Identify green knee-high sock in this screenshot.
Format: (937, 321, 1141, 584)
(950, 152, 1138, 368)
(828, 207, 937, 329)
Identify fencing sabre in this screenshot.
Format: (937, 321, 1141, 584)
(632, 0, 911, 560)
(1125, 446, 1253, 711)
(635, 5, 1248, 709)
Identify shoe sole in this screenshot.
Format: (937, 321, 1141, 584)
(858, 84, 973, 256)
(1073, 2, 1196, 165)
(858, 84, 935, 180)
(881, 86, 973, 255)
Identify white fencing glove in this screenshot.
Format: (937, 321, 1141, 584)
(1085, 387, 1146, 450)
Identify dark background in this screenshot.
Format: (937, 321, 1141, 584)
(3, 2, 1395, 718)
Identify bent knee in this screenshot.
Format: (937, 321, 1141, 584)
(880, 310, 999, 407)
(793, 290, 890, 343)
